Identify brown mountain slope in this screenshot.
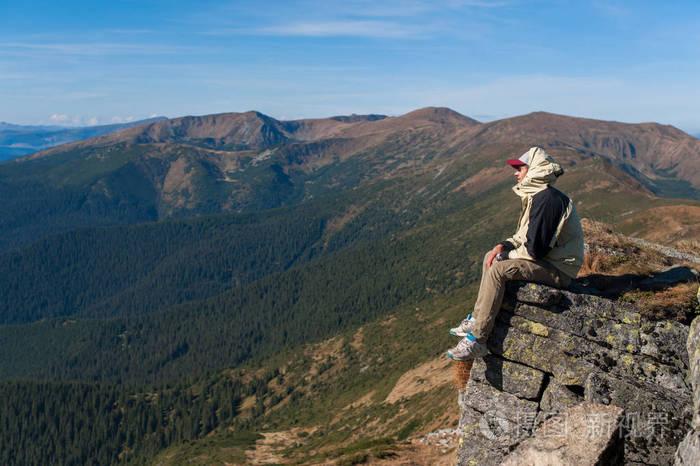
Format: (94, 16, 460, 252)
(24, 108, 700, 191)
(280, 114, 387, 140)
(617, 204, 700, 246)
(129, 111, 288, 148)
(86, 111, 290, 150)
(336, 106, 480, 140)
(24, 111, 282, 157)
(9, 107, 700, 233)
(26, 111, 356, 156)
(466, 111, 700, 190)
(273, 107, 477, 142)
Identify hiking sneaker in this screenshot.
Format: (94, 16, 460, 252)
(446, 335, 489, 361)
(450, 313, 476, 337)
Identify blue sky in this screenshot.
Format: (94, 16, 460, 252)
(1, 0, 699, 133)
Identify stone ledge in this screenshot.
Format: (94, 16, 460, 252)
(470, 355, 546, 400)
(501, 402, 624, 466)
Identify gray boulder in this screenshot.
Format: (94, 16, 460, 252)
(457, 282, 692, 466)
(674, 317, 700, 465)
(501, 403, 624, 466)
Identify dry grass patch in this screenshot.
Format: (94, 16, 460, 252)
(621, 283, 700, 322)
(580, 218, 699, 322)
(579, 218, 670, 277)
(244, 427, 316, 465)
(350, 327, 365, 352)
(676, 239, 700, 257)
(385, 357, 452, 404)
(618, 205, 700, 245)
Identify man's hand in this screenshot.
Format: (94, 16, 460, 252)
(486, 244, 505, 268)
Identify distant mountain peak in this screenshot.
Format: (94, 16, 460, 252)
(122, 111, 289, 150)
(401, 107, 481, 125)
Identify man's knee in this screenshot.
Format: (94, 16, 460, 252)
(487, 260, 508, 280)
(489, 260, 523, 281)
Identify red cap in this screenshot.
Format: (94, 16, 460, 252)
(506, 159, 527, 168)
(506, 151, 530, 168)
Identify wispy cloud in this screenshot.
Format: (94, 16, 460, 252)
(102, 28, 155, 35)
(48, 113, 77, 125)
(311, 0, 511, 17)
(109, 115, 136, 124)
(0, 41, 200, 57)
(200, 0, 510, 39)
(220, 20, 429, 38)
(198, 0, 511, 22)
(47, 113, 139, 127)
(447, 0, 512, 7)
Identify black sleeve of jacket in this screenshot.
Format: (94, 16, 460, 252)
(498, 241, 515, 252)
(525, 188, 568, 260)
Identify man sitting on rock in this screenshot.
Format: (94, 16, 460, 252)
(447, 146, 584, 361)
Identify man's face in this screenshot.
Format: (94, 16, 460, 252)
(514, 165, 529, 183)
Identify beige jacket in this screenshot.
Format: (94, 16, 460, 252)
(504, 147, 584, 279)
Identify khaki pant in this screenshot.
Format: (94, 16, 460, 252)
(471, 252, 571, 342)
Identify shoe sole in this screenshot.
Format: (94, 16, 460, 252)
(446, 350, 474, 361)
(446, 348, 489, 361)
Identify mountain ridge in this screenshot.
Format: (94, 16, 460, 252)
(24, 106, 478, 157)
(1, 107, 699, 253)
(20, 107, 695, 149)
(0, 116, 167, 161)
(22, 108, 700, 192)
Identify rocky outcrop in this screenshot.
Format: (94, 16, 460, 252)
(501, 403, 624, 466)
(674, 317, 700, 465)
(456, 282, 692, 466)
